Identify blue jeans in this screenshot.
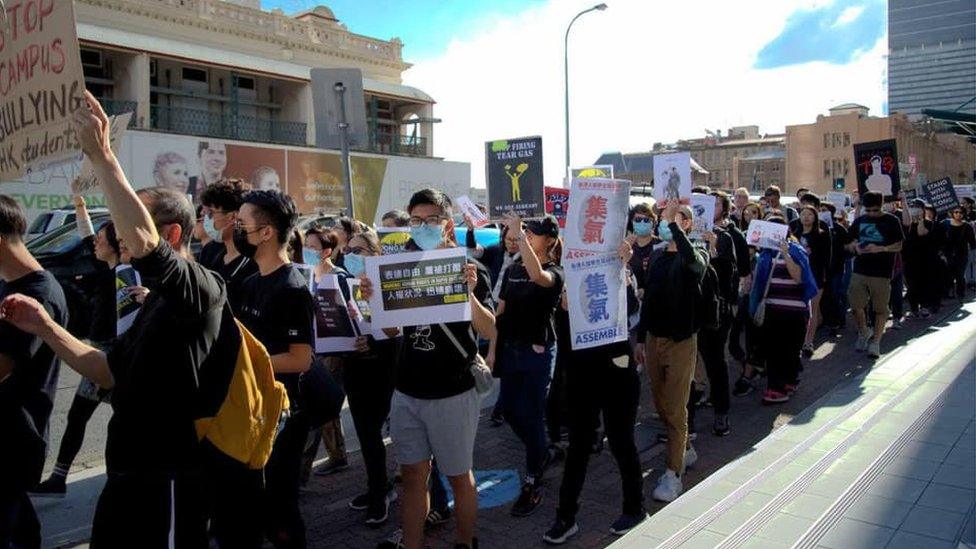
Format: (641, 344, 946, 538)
(499, 341, 555, 480)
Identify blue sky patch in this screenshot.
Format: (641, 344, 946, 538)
(755, 0, 885, 69)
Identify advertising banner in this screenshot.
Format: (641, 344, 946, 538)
(853, 139, 900, 199)
(485, 136, 544, 218)
(365, 247, 470, 329)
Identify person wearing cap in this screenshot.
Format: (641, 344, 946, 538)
(634, 203, 707, 502)
(489, 213, 564, 517)
(764, 186, 798, 223)
(900, 196, 939, 318)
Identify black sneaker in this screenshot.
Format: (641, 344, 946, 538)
(349, 492, 370, 511)
(365, 496, 390, 527)
(314, 458, 349, 476)
(28, 476, 66, 499)
(510, 481, 543, 517)
(425, 507, 451, 530)
(542, 445, 566, 472)
(713, 414, 730, 437)
(542, 518, 579, 545)
(610, 512, 647, 535)
(733, 375, 754, 397)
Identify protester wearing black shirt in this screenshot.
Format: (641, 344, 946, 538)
(0, 195, 69, 548)
(845, 191, 904, 359)
(790, 205, 830, 356)
(819, 203, 852, 329)
(490, 214, 564, 517)
(199, 180, 259, 307)
(627, 203, 662, 292)
(361, 188, 495, 549)
(232, 190, 315, 548)
(899, 199, 938, 316)
(938, 207, 976, 299)
(465, 216, 521, 299)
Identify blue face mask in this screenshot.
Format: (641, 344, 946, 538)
(302, 248, 322, 267)
(657, 220, 673, 242)
(410, 224, 444, 251)
(633, 220, 653, 237)
(343, 253, 366, 277)
(203, 215, 222, 241)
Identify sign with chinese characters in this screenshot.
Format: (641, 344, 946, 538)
(562, 178, 630, 260)
(564, 252, 628, 350)
(853, 139, 900, 199)
(312, 274, 359, 353)
(745, 219, 790, 250)
(652, 151, 691, 207)
(115, 265, 142, 336)
(923, 177, 960, 214)
(544, 186, 570, 228)
(690, 193, 716, 240)
(365, 247, 470, 329)
(485, 136, 544, 218)
(376, 227, 411, 255)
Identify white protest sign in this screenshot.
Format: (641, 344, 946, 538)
(690, 193, 716, 240)
(565, 252, 628, 350)
(745, 219, 790, 250)
(954, 185, 974, 201)
(652, 151, 691, 207)
(75, 112, 132, 193)
(456, 195, 489, 228)
(365, 247, 470, 329)
(562, 178, 630, 261)
(312, 274, 359, 353)
(376, 227, 411, 255)
(0, 1, 87, 180)
(115, 265, 142, 336)
(826, 192, 850, 211)
(818, 211, 834, 228)
(345, 277, 389, 340)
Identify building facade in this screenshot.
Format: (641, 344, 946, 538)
(786, 104, 976, 196)
(888, 0, 976, 116)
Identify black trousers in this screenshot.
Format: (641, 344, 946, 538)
(343, 342, 396, 501)
(947, 259, 968, 298)
(90, 472, 208, 549)
(904, 257, 940, 311)
(54, 394, 101, 471)
(546, 352, 571, 444)
(266, 413, 311, 548)
(201, 441, 264, 549)
(0, 490, 40, 549)
(762, 312, 807, 392)
(698, 312, 732, 415)
(556, 355, 643, 522)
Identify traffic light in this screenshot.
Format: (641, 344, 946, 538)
(833, 178, 845, 190)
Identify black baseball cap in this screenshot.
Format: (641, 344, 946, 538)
(525, 215, 560, 238)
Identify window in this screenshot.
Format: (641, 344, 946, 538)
(824, 133, 830, 148)
(182, 67, 207, 82)
(843, 132, 850, 147)
(843, 158, 850, 175)
(237, 76, 255, 90)
(833, 133, 843, 147)
(80, 49, 102, 68)
(824, 159, 831, 177)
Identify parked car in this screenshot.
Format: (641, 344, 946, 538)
(27, 205, 109, 242)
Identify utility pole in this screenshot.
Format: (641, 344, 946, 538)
(334, 82, 355, 219)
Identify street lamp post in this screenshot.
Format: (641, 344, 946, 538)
(564, 3, 607, 182)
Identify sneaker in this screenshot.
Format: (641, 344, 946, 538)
(684, 445, 698, 469)
(375, 529, 404, 549)
(610, 512, 648, 535)
(855, 329, 873, 352)
(713, 414, 730, 437)
(425, 507, 451, 530)
(542, 444, 566, 472)
(314, 458, 349, 476)
(652, 470, 683, 502)
(867, 341, 881, 359)
(891, 318, 903, 330)
(28, 476, 66, 499)
(349, 492, 371, 511)
(510, 480, 543, 517)
(365, 496, 390, 527)
(801, 343, 814, 357)
(784, 383, 799, 396)
(763, 389, 790, 404)
(733, 375, 754, 397)
(657, 432, 696, 444)
(920, 307, 931, 319)
(542, 518, 579, 545)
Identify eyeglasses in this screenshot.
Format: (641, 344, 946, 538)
(408, 215, 446, 228)
(233, 220, 266, 232)
(343, 246, 370, 255)
(633, 215, 652, 223)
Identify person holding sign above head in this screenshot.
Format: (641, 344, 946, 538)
(488, 214, 564, 518)
(633, 203, 707, 503)
(359, 188, 494, 549)
(542, 239, 647, 545)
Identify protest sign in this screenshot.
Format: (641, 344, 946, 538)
(564, 252, 628, 350)
(365, 247, 470, 329)
(75, 112, 133, 193)
(376, 227, 411, 255)
(312, 274, 359, 353)
(563, 178, 630, 260)
(690, 193, 716, 240)
(570, 165, 614, 179)
(652, 152, 691, 207)
(345, 278, 389, 340)
(826, 191, 850, 211)
(544, 186, 570, 228)
(485, 136, 544, 218)
(115, 265, 142, 336)
(293, 263, 315, 292)
(853, 139, 900, 199)
(0, 1, 87, 181)
(818, 211, 834, 228)
(923, 177, 960, 214)
(456, 195, 489, 228)
(954, 185, 974, 201)
(745, 219, 790, 250)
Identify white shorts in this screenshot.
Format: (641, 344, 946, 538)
(390, 388, 480, 477)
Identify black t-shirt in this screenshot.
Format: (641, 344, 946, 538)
(0, 270, 67, 484)
(397, 259, 492, 400)
(849, 213, 905, 278)
(234, 264, 315, 404)
(198, 240, 226, 271)
(939, 222, 976, 264)
(792, 227, 832, 287)
(214, 253, 259, 310)
(106, 242, 226, 473)
(498, 262, 564, 347)
(629, 238, 661, 289)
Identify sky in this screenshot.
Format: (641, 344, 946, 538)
(266, 0, 888, 187)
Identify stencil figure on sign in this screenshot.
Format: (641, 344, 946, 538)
(664, 166, 681, 202)
(865, 156, 893, 195)
(505, 163, 529, 202)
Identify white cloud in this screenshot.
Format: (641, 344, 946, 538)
(833, 6, 866, 27)
(403, 0, 887, 188)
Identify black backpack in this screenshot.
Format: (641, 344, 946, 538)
(694, 248, 722, 332)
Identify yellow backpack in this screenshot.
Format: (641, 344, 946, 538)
(194, 318, 289, 469)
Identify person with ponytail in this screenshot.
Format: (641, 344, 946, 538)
(488, 213, 564, 517)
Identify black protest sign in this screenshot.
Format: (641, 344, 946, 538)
(923, 177, 960, 214)
(853, 139, 900, 200)
(313, 286, 357, 338)
(485, 136, 544, 218)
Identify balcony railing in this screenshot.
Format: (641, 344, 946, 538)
(100, 99, 138, 128)
(150, 105, 307, 146)
(368, 131, 428, 157)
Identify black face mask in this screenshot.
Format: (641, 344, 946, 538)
(233, 227, 258, 259)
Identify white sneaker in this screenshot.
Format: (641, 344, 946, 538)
(855, 329, 873, 352)
(684, 445, 698, 469)
(867, 341, 881, 359)
(652, 470, 683, 502)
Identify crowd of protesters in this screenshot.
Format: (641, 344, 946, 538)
(1, 93, 975, 549)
